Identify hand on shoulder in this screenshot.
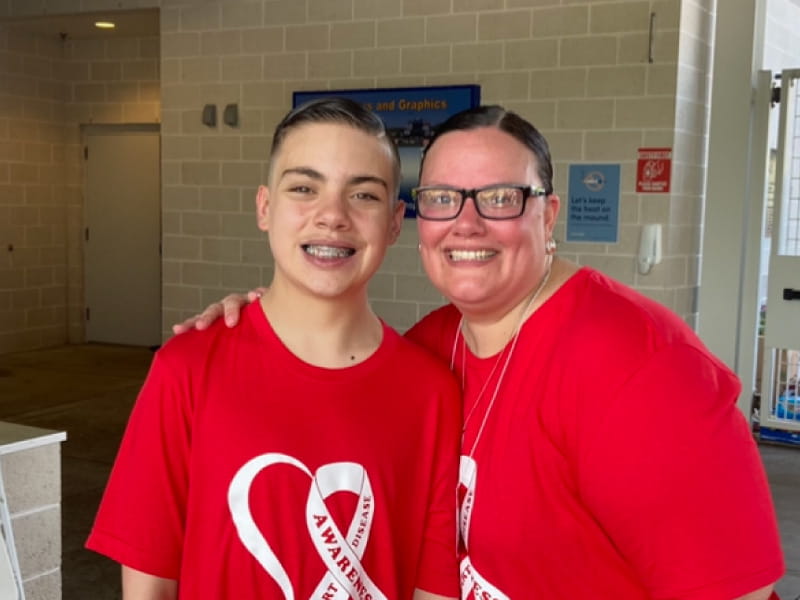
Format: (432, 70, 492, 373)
(171, 288, 266, 335)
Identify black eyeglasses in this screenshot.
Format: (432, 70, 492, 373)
(412, 184, 548, 221)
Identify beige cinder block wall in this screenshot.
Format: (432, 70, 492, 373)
(3, 0, 712, 350)
(61, 34, 161, 344)
(157, 0, 707, 338)
(0, 19, 160, 353)
(0, 28, 69, 354)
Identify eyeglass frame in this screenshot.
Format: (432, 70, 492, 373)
(411, 183, 550, 221)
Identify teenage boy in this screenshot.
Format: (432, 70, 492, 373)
(87, 98, 461, 600)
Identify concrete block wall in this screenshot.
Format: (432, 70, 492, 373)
(660, 0, 714, 328)
(62, 35, 161, 343)
(63, 36, 160, 125)
(0, 29, 69, 354)
(157, 0, 700, 336)
(0, 26, 161, 352)
(1, 0, 715, 350)
(551, 1, 685, 309)
(0, 443, 63, 600)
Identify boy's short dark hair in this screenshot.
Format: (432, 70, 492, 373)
(268, 97, 402, 197)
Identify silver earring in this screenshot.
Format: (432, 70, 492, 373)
(545, 238, 557, 254)
(417, 244, 422, 252)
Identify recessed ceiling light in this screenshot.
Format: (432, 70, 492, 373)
(94, 21, 115, 29)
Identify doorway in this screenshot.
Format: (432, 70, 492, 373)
(759, 69, 800, 435)
(83, 124, 161, 347)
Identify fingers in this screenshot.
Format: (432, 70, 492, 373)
(171, 322, 189, 335)
(171, 288, 264, 334)
(170, 300, 228, 334)
(171, 315, 203, 335)
(220, 294, 242, 326)
(171, 310, 217, 335)
(222, 289, 263, 326)
(245, 287, 267, 302)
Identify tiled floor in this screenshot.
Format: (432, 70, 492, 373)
(0, 344, 152, 600)
(0, 343, 798, 599)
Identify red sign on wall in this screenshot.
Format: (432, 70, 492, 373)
(636, 147, 671, 193)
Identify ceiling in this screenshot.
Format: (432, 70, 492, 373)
(1, 8, 159, 40)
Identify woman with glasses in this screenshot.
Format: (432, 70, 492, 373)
(178, 105, 784, 600)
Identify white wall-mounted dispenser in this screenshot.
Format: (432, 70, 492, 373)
(637, 223, 662, 275)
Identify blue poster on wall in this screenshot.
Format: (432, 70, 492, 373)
(566, 164, 620, 243)
(293, 85, 480, 217)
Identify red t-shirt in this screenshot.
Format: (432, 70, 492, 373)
(87, 302, 461, 599)
(407, 267, 784, 600)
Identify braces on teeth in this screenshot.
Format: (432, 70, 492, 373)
(305, 245, 354, 258)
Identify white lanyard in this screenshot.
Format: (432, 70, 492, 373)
(458, 456, 510, 600)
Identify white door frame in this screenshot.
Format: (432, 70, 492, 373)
(697, 0, 768, 418)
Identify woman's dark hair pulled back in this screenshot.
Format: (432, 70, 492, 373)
(420, 105, 553, 195)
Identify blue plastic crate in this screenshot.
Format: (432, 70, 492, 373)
(775, 393, 799, 421)
(759, 426, 800, 446)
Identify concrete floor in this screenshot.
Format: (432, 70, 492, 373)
(0, 343, 798, 599)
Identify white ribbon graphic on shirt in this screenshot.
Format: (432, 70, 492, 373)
(459, 456, 510, 600)
(228, 453, 387, 600)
